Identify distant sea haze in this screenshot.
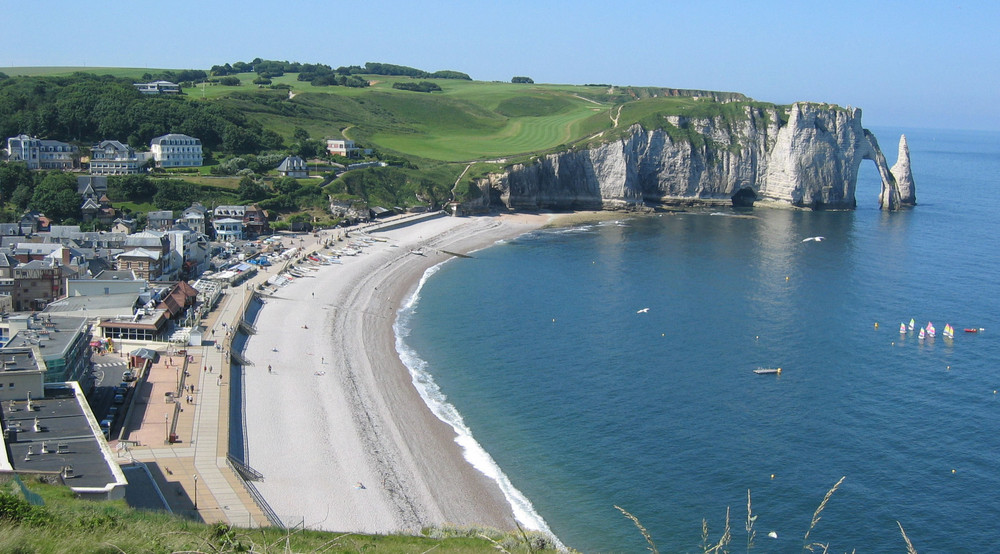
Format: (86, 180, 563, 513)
(396, 127, 1000, 552)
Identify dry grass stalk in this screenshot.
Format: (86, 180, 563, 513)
(704, 506, 732, 554)
(802, 476, 845, 550)
(745, 489, 757, 553)
(701, 518, 710, 552)
(897, 521, 918, 554)
(614, 505, 658, 554)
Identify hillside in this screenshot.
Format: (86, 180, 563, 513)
(0, 66, 774, 214)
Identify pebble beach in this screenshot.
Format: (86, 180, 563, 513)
(242, 214, 550, 534)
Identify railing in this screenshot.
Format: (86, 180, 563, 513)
(225, 456, 283, 528)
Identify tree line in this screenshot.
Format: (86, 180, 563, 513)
(0, 73, 282, 154)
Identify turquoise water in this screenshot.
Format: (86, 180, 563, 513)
(396, 128, 1000, 552)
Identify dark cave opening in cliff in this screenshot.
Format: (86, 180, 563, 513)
(731, 187, 757, 207)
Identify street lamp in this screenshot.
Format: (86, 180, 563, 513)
(193, 474, 198, 510)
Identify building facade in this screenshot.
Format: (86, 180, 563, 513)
(212, 218, 244, 241)
(6, 135, 78, 170)
(90, 141, 149, 175)
(114, 248, 162, 281)
(11, 260, 69, 312)
(277, 156, 308, 178)
(149, 134, 203, 168)
(133, 80, 180, 94)
(326, 139, 359, 157)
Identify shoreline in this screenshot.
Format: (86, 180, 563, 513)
(242, 213, 553, 536)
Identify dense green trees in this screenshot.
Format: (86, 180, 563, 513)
(30, 172, 79, 221)
(152, 179, 199, 211)
(0, 163, 34, 207)
(0, 73, 279, 155)
(512, 76, 534, 84)
(107, 174, 155, 203)
(392, 81, 442, 93)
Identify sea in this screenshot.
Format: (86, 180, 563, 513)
(394, 127, 1000, 553)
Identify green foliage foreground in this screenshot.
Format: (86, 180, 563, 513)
(0, 479, 556, 553)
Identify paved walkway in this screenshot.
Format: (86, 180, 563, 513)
(110, 217, 425, 527)
(116, 229, 339, 527)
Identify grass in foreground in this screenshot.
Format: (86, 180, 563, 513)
(0, 479, 557, 553)
(617, 477, 920, 553)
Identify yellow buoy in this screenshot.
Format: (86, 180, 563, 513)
(874, 322, 879, 329)
(552, 318, 556, 323)
(952, 469, 956, 474)
(785, 276, 789, 281)
(770, 474, 775, 479)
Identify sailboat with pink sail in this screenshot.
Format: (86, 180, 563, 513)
(926, 322, 936, 338)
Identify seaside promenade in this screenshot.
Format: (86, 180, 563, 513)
(115, 213, 441, 527)
(119, 229, 334, 526)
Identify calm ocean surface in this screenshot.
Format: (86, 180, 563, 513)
(396, 127, 1000, 552)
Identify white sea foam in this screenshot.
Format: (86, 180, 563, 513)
(395, 262, 565, 550)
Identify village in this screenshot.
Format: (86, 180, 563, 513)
(0, 99, 415, 523)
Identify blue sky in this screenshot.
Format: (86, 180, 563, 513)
(3, 1, 997, 131)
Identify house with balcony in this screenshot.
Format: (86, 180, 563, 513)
(326, 139, 360, 157)
(149, 133, 203, 168)
(212, 218, 244, 241)
(90, 141, 150, 175)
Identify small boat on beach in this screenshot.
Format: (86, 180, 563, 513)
(754, 367, 782, 375)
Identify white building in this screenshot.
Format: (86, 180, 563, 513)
(213, 218, 244, 241)
(133, 80, 180, 94)
(90, 141, 150, 175)
(5, 135, 78, 170)
(326, 139, 359, 157)
(150, 133, 203, 168)
(181, 203, 209, 236)
(165, 226, 210, 278)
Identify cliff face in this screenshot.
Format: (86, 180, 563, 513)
(472, 102, 915, 211)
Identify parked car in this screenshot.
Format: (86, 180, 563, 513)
(113, 393, 124, 405)
(122, 370, 135, 382)
(100, 418, 112, 438)
(108, 406, 119, 419)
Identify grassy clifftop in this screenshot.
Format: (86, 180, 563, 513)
(0, 478, 553, 553)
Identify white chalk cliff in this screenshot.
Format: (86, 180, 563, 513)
(471, 102, 915, 211)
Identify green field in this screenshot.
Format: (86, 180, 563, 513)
(1, 65, 796, 211)
(3, 66, 782, 166)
